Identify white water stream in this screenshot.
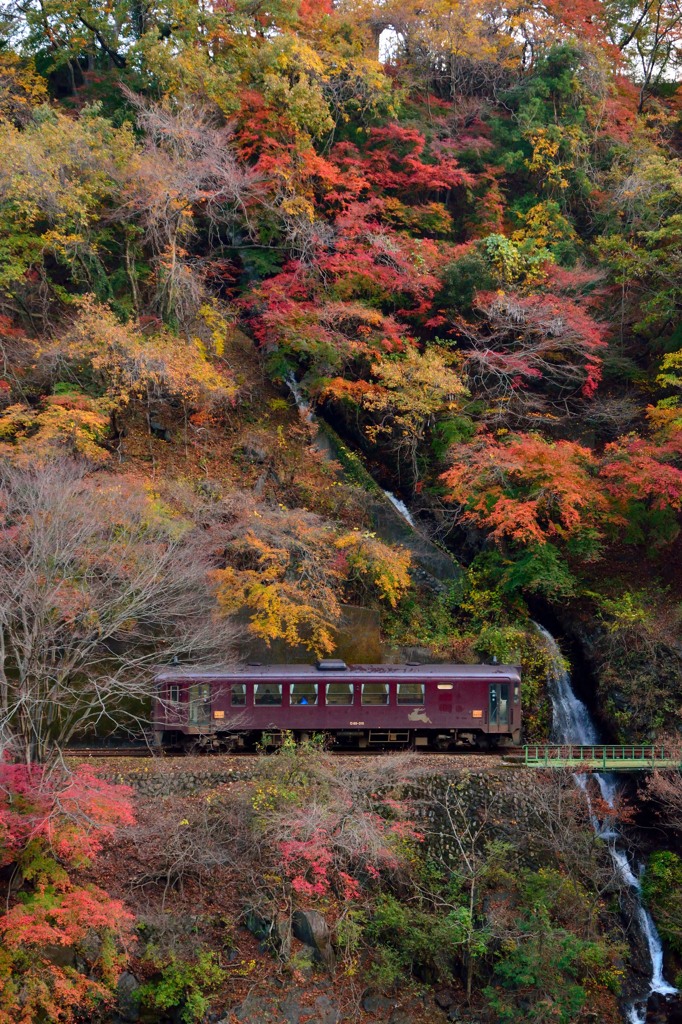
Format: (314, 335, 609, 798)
(286, 372, 315, 426)
(535, 624, 677, 1023)
(382, 489, 416, 528)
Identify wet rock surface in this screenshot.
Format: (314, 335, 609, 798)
(292, 909, 335, 969)
(114, 971, 141, 1023)
(223, 989, 342, 1023)
(644, 993, 682, 1023)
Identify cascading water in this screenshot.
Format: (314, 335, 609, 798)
(286, 372, 315, 426)
(382, 489, 416, 529)
(535, 623, 677, 1023)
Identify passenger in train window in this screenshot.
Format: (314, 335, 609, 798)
(291, 683, 317, 705)
(255, 683, 282, 706)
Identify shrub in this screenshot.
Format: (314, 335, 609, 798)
(642, 851, 682, 955)
(136, 951, 227, 1024)
(364, 892, 469, 987)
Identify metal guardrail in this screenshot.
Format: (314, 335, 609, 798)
(522, 744, 681, 771)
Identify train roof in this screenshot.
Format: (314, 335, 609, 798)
(156, 661, 521, 682)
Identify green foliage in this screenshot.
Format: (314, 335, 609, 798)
(383, 586, 468, 659)
(501, 543, 578, 599)
(485, 868, 621, 1023)
(439, 250, 494, 312)
(642, 851, 682, 955)
(485, 927, 606, 1024)
(137, 951, 227, 1024)
(479, 233, 553, 288)
(430, 414, 476, 462)
(364, 892, 470, 987)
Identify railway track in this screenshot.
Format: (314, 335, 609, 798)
(66, 745, 525, 760)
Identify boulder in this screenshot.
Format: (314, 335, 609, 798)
(388, 1012, 415, 1024)
(361, 990, 395, 1013)
(239, 436, 268, 464)
(434, 988, 456, 1010)
(312, 993, 341, 1024)
(149, 418, 171, 441)
(668, 996, 682, 1024)
(244, 905, 291, 958)
(116, 970, 141, 1023)
(79, 928, 103, 964)
(226, 991, 281, 1023)
(43, 943, 76, 969)
(292, 909, 335, 969)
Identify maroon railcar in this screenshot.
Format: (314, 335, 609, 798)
(153, 660, 521, 752)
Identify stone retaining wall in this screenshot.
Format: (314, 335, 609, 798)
(95, 760, 258, 797)
(96, 759, 546, 840)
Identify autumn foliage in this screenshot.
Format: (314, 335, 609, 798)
(0, 762, 134, 1024)
(441, 431, 604, 545)
(214, 502, 411, 655)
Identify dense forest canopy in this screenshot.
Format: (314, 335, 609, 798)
(1, 4, 682, 1024)
(0, 0, 681, 752)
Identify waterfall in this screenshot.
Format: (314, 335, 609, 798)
(534, 624, 677, 1022)
(285, 372, 315, 425)
(382, 490, 416, 529)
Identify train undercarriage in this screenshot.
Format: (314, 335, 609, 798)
(158, 727, 519, 754)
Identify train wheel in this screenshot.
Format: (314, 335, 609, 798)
(185, 738, 208, 755)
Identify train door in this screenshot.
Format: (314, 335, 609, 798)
(189, 683, 211, 727)
(488, 683, 509, 733)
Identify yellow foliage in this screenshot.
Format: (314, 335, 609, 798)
(335, 532, 411, 608)
(0, 53, 47, 124)
(0, 396, 111, 466)
(512, 201, 577, 249)
(64, 296, 237, 412)
(213, 505, 412, 656)
(362, 345, 467, 453)
(197, 301, 237, 359)
(525, 126, 585, 190)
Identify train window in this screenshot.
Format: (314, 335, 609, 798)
(231, 683, 246, 707)
(189, 684, 210, 725)
(254, 683, 282, 706)
(489, 685, 498, 726)
(498, 684, 509, 726)
(513, 684, 520, 704)
(291, 682, 318, 706)
(326, 682, 354, 706)
(397, 682, 425, 705)
(168, 685, 180, 704)
(361, 682, 389, 706)
(489, 684, 509, 727)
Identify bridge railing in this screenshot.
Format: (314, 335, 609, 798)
(523, 744, 672, 769)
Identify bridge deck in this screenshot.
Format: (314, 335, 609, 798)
(520, 744, 680, 771)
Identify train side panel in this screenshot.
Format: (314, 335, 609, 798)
(153, 665, 522, 749)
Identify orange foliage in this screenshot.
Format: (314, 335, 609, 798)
(441, 431, 604, 544)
